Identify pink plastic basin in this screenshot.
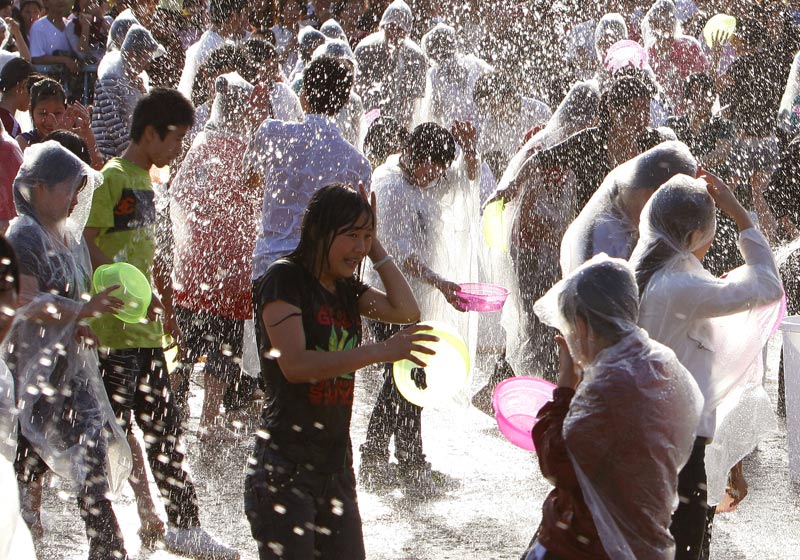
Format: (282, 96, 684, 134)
(457, 283, 509, 312)
(492, 376, 557, 452)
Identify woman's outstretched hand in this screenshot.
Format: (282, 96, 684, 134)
(79, 285, 125, 319)
(381, 323, 438, 367)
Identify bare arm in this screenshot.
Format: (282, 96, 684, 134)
(263, 300, 435, 384)
(358, 237, 420, 324)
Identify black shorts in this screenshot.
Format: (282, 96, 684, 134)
(244, 440, 366, 560)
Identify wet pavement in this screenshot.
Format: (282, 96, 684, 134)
(30, 335, 800, 560)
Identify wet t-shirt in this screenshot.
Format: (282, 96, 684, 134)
(254, 259, 369, 473)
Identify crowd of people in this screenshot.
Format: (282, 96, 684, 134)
(0, 0, 798, 559)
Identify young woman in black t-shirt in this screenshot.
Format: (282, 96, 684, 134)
(245, 183, 434, 560)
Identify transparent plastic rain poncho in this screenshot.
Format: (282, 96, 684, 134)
(640, 0, 681, 49)
(369, 148, 482, 406)
(487, 81, 600, 375)
(534, 254, 703, 560)
(631, 175, 784, 505)
(353, 0, 426, 127)
(97, 9, 140, 79)
(171, 73, 262, 322)
(778, 51, 800, 138)
(311, 40, 366, 149)
(319, 18, 347, 42)
(3, 142, 131, 495)
(417, 23, 493, 128)
(560, 140, 697, 276)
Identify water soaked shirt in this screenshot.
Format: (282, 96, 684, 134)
(244, 114, 372, 279)
(254, 259, 368, 473)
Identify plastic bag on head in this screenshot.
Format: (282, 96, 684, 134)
(537, 255, 703, 559)
(13, 140, 104, 244)
(107, 8, 140, 50)
(560, 140, 697, 275)
(641, 0, 680, 47)
(5, 144, 130, 497)
(630, 173, 716, 290)
(122, 23, 166, 61)
(594, 13, 628, 63)
(207, 71, 255, 135)
(320, 18, 347, 42)
(380, 0, 412, 33)
(312, 39, 357, 70)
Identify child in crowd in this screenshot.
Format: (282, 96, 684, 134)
(246, 183, 431, 560)
(17, 77, 99, 168)
(170, 72, 268, 440)
(525, 255, 701, 559)
(83, 88, 238, 559)
(0, 58, 32, 138)
(632, 171, 784, 559)
(6, 141, 130, 558)
(359, 122, 479, 497)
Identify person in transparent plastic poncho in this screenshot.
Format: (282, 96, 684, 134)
(631, 173, 783, 559)
(523, 255, 702, 560)
(4, 141, 132, 557)
(418, 22, 493, 129)
(560, 140, 697, 276)
(171, 72, 267, 440)
(472, 81, 600, 408)
(0, 236, 36, 560)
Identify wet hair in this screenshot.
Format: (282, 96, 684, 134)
(208, 0, 249, 26)
(634, 178, 716, 295)
(238, 39, 277, 84)
(130, 88, 195, 143)
(363, 117, 408, 167)
(0, 235, 19, 295)
(598, 75, 650, 129)
(44, 130, 91, 164)
(560, 258, 639, 342)
(28, 78, 66, 117)
(191, 44, 240, 106)
(0, 58, 33, 92)
(684, 71, 714, 99)
(288, 183, 373, 280)
(301, 56, 353, 116)
(403, 122, 456, 168)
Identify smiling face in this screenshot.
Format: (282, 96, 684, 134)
(321, 212, 374, 282)
(32, 96, 66, 137)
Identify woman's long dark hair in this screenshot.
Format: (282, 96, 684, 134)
(288, 183, 373, 282)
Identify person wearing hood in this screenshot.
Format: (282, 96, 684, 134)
(353, 0, 427, 128)
(287, 25, 324, 86)
(591, 13, 628, 90)
(91, 23, 164, 160)
(523, 255, 702, 560)
(320, 17, 346, 41)
(177, 0, 249, 99)
(631, 171, 784, 559)
(6, 140, 132, 559)
(560, 140, 697, 275)
(310, 38, 365, 149)
(418, 22, 493, 129)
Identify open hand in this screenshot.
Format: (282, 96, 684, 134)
(382, 323, 438, 367)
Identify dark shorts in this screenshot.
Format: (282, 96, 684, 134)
(244, 439, 365, 560)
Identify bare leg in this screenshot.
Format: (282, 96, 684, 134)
(200, 373, 226, 431)
(127, 431, 164, 547)
(19, 476, 44, 539)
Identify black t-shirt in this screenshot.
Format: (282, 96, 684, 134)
(664, 115, 734, 159)
(253, 259, 369, 473)
(722, 50, 785, 138)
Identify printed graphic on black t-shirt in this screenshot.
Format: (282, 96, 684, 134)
(253, 259, 368, 473)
